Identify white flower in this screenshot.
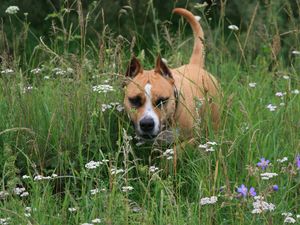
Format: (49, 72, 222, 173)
(5, 6, 19, 14)
(68, 207, 77, 212)
(24, 213, 31, 217)
(13, 187, 26, 195)
(199, 141, 218, 152)
(266, 104, 277, 112)
(228, 25, 239, 31)
(81, 223, 93, 225)
(296, 214, 300, 218)
(52, 68, 66, 75)
(34, 175, 52, 181)
(111, 168, 124, 175)
(163, 148, 174, 160)
(283, 75, 290, 80)
(92, 84, 114, 93)
(90, 188, 99, 195)
(20, 192, 29, 197)
(251, 198, 275, 214)
(0, 217, 10, 225)
(149, 166, 159, 173)
(291, 50, 300, 55)
(91, 218, 101, 223)
(194, 15, 201, 21)
(260, 172, 278, 180)
(122, 186, 134, 192)
(275, 92, 285, 97)
(284, 216, 296, 223)
(249, 82, 257, 88)
(0, 191, 9, 199)
(200, 196, 218, 205)
(291, 89, 299, 95)
(31, 68, 42, 74)
(282, 212, 293, 217)
(52, 173, 58, 178)
(1, 69, 14, 74)
(277, 157, 288, 163)
(85, 160, 102, 169)
(22, 175, 30, 179)
(44, 76, 50, 80)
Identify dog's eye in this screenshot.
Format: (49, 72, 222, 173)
(129, 96, 142, 108)
(155, 97, 169, 107)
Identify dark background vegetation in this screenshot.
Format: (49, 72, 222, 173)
(1, 0, 299, 68)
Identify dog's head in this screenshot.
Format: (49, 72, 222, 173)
(123, 56, 177, 139)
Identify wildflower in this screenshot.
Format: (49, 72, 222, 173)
(200, 196, 218, 205)
(249, 187, 257, 197)
(44, 76, 50, 80)
(291, 89, 299, 95)
(52, 68, 66, 75)
(228, 25, 239, 31)
(122, 186, 134, 192)
(149, 165, 159, 173)
(283, 75, 290, 80)
(237, 184, 248, 197)
(1, 69, 14, 74)
(0, 191, 9, 199)
(282, 212, 293, 217)
(277, 157, 288, 163)
(91, 218, 101, 223)
(0, 217, 10, 225)
(51, 173, 58, 178)
(163, 148, 174, 160)
(24, 213, 31, 217)
(90, 188, 99, 195)
(5, 6, 19, 14)
(284, 216, 296, 223)
(260, 172, 278, 180)
(13, 187, 26, 195)
(68, 207, 77, 212)
(275, 92, 285, 97)
(92, 84, 114, 93)
(194, 15, 201, 21)
(272, 185, 279, 191)
(198, 141, 218, 152)
(110, 168, 124, 175)
(296, 155, 300, 169)
(85, 160, 102, 169)
(30, 68, 42, 74)
(291, 50, 300, 55)
(257, 158, 270, 170)
(20, 192, 29, 197)
(34, 175, 52, 181)
(248, 82, 257, 88)
(266, 104, 277, 112)
(251, 197, 275, 214)
(22, 175, 30, 179)
(81, 223, 93, 225)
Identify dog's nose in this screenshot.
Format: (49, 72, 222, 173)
(140, 118, 155, 132)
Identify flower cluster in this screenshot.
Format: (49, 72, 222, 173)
(5, 6, 19, 14)
(85, 160, 103, 169)
(260, 172, 278, 180)
(163, 148, 174, 160)
(200, 196, 218, 205)
(122, 186, 134, 192)
(92, 84, 114, 93)
(257, 158, 270, 170)
(251, 196, 275, 214)
(101, 102, 124, 112)
(1, 69, 14, 74)
(237, 184, 256, 197)
(198, 141, 218, 152)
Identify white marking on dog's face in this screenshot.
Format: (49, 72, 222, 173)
(136, 83, 160, 136)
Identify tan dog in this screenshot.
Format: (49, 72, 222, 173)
(123, 8, 220, 140)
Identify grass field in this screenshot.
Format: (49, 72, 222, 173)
(0, 1, 300, 225)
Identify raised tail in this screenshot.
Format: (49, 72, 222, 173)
(173, 8, 204, 67)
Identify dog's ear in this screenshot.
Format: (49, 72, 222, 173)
(126, 56, 143, 78)
(155, 55, 173, 79)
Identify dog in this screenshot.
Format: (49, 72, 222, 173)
(123, 8, 220, 141)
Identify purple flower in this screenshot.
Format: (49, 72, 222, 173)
(237, 184, 248, 197)
(272, 185, 279, 191)
(296, 155, 300, 169)
(249, 187, 257, 197)
(257, 158, 270, 170)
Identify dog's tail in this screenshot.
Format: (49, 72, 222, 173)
(173, 8, 204, 67)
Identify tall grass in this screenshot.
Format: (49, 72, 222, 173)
(0, 1, 300, 224)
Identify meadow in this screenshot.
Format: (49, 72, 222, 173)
(0, 1, 300, 224)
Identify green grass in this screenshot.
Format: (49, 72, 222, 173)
(1, 1, 300, 224)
